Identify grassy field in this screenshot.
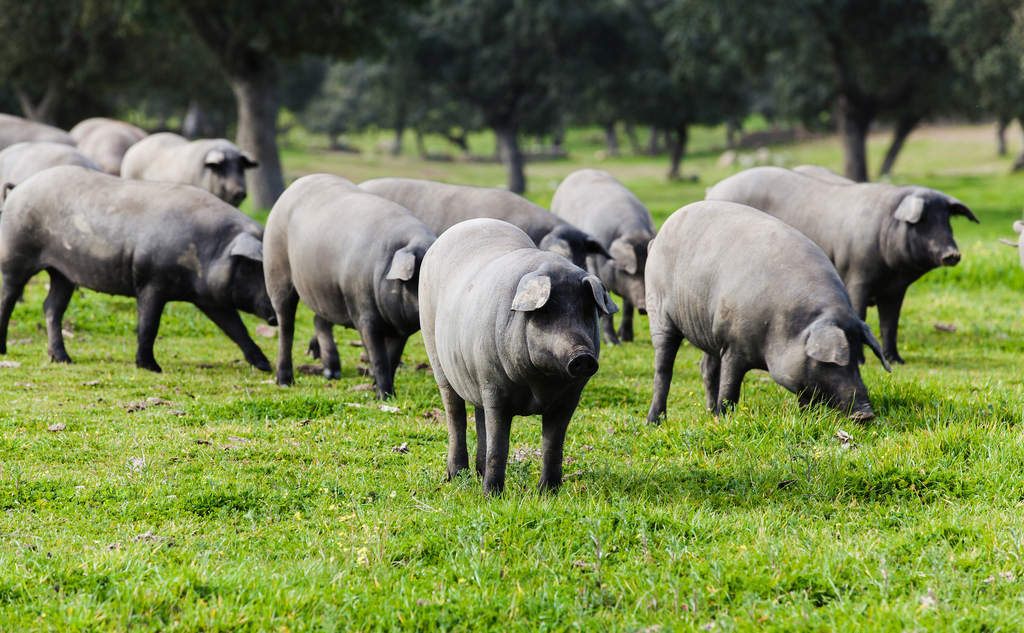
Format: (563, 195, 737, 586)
(3, 122, 1024, 631)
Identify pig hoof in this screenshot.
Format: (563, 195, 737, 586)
(322, 368, 340, 380)
(885, 353, 905, 365)
(252, 358, 272, 372)
(50, 353, 73, 364)
(849, 410, 875, 422)
(136, 360, 162, 373)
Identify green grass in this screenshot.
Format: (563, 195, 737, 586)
(5, 122, 1024, 631)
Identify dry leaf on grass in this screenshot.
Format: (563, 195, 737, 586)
(48, 423, 66, 433)
(296, 364, 323, 376)
(195, 439, 213, 446)
(563, 470, 588, 480)
(357, 365, 371, 375)
(422, 408, 444, 422)
(255, 324, 278, 338)
(349, 383, 374, 392)
(81, 380, 101, 386)
(580, 445, 595, 452)
(835, 429, 858, 450)
(511, 447, 542, 462)
(391, 442, 410, 454)
(348, 340, 363, 347)
(0, 360, 22, 368)
(934, 323, 957, 332)
(414, 362, 431, 371)
(133, 531, 173, 545)
(122, 398, 173, 413)
(920, 588, 937, 609)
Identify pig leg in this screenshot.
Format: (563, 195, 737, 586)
(846, 280, 872, 365)
(481, 405, 514, 495)
(0, 270, 33, 354)
(474, 406, 487, 477)
(358, 319, 395, 399)
(195, 304, 272, 372)
(877, 287, 907, 364)
(43, 270, 77, 363)
(134, 286, 168, 372)
(538, 388, 583, 493)
(700, 353, 721, 412)
(312, 316, 340, 379)
(437, 368, 470, 481)
(385, 336, 407, 381)
(306, 336, 321, 360)
(713, 355, 747, 415)
(601, 313, 621, 346)
(273, 289, 300, 385)
(646, 331, 682, 423)
(618, 299, 635, 343)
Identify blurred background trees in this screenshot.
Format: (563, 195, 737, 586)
(4, 0, 1024, 199)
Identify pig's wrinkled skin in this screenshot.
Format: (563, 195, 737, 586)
(706, 166, 978, 363)
(792, 164, 855, 185)
(264, 174, 436, 399)
(69, 118, 148, 176)
(359, 177, 610, 268)
(645, 201, 890, 423)
(0, 114, 75, 151)
(551, 169, 655, 345)
(0, 142, 101, 186)
(121, 132, 257, 206)
(0, 166, 276, 372)
(419, 218, 618, 494)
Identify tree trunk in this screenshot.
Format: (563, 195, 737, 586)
(878, 115, 919, 178)
(182, 98, 204, 138)
(647, 127, 660, 155)
(495, 123, 525, 194)
(415, 130, 426, 157)
(13, 80, 61, 125)
(553, 123, 565, 152)
(603, 122, 619, 156)
(624, 122, 642, 155)
(667, 125, 688, 180)
(997, 118, 1009, 156)
(392, 124, 404, 156)
(834, 95, 874, 182)
(1013, 118, 1024, 171)
(726, 118, 741, 148)
(226, 56, 286, 210)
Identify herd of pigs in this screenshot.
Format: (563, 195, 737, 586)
(0, 112, 1008, 494)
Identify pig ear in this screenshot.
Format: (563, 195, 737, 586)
(511, 272, 551, 311)
(608, 237, 638, 274)
(386, 248, 417, 281)
(893, 194, 925, 224)
(860, 322, 892, 373)
(240, 151, 259, 169)
(583, 274, 619, 315)
(947, 196, 979, 223)
(538, 235, 573, 260)
(204, 149, 227, 166)
(805, 321, 850, 366)
(227, 232, 264, 262)
(584, 234, 612, 259)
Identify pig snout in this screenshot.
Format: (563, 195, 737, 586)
(567, 349, 599, 378)
(939, 249, 961, 267)
(229, 187, 247, 205)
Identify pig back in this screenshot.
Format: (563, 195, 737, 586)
(551, 169, 654, 243)
(0, 142, 101, 185)
(648, 201, 849, 357)
(1, 166, 258, 296)
(0, 114, 75, 151)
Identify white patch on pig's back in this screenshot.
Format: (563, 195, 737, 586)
(176, 243, 203, 278)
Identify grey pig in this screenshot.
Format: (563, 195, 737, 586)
(551, 169, 655, 345)
(0, 113, 75, 151)
(121, 132, 257, 206)
(359, 177, 610, 268)
(705, 166, 978, 363)
(419, 218, 618, 494)
(645, 201, 890, 423)
(0, 142, 101, 186)
(263, 174, 436, 399)
(0, 166, 276, 372)
(69, 118, 148, 176)
(792, 164, 855, 185)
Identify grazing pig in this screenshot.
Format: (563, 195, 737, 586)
(0, 142, 101, 186)
(69, 118, 148, 176)
(0, 113, 75, 151)
(420, 218, 618, 494)
(551, 169, 655, 345)
(705, 166, 978, 363)
(121, 132, 257, 206)
(0, 166, 276, 372)
(264, 174, 436, 399)
(645, 201, 890, 423)
(359, 177, 609, 268)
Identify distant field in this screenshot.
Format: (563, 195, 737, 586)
(3, 123, 1024, 631)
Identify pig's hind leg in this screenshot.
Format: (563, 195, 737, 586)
(272, 288, 300, 385)
(0, 268, 34, 354)
(358, 319, 396, 399)
(699, 353, 721, 412)
(312, 316, 340, 379)
(601, 312, 621, 346)
(646, 331, 682, 423)
(134, 285, 168, 372)
(618, 299, 635, 343)
(711, 353, 748, 415)
(436, 367, 471, 482)
(43, 270, 76, 364)
(385, 336, 407, 380)
(481, 404, 514, 496)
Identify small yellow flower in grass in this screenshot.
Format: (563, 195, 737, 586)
(294, 511, 302, 520)
(390, 490, 397, 499)
(356, 547, 369, 566)
(458, 578, 467, 584)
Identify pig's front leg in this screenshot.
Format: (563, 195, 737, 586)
(481, 404, 514, 496)
(312, 315, 340, 379)
(646, 331, 682, 424)
(385, 336, 408, 383)
(273, 288, 300, 385)
(196, 304, 271, 372)
(618, 298, 635, 343)
(538, 387, 584, 493)
(135, 285, 168, 372)
(44, 270, 77, 364)
(474, 406, 487, 477)
(877, 286, 908, 364)
(358, 318, 395, 399)
(437, 367, 470, 481)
